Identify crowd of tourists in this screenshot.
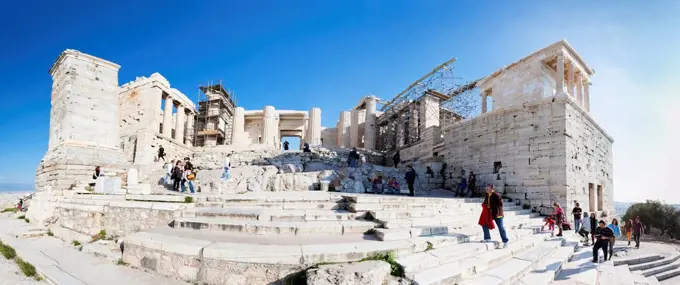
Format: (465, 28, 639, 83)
(162, 157, 197, 193)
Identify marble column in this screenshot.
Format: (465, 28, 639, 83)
(481, 90, 488, 113)
(231, 107, 245, 145)
(556, 53, 565, 94)
(567, 62, 575, 96)
(185, 112, 195, 146)
(576, 74, 583, 105)
(307, 107, 322, 146)
(584, 82, 590, 112)
(350, 109, 359, 148)
(363, 97, 378, 150)
(162, 95, 173, 136)
(338, 111, 351, 148)
(262, 106, 278, 146)
(175, 105, 186, 144)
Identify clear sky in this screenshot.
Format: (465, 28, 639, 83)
(1, 1, 678, 202)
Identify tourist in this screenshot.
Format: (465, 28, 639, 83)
(478, 184, 509, 248)
(572, 202, 583, 233)
(172, 161, 183, 191)
(17, 199, 23, 212)
(578, 212, 592, 245)
(387, 177, 399, 194)
(221, 154, 231, 181)
(593, 220, 614, 263)
(372, 176, 384, 194)
(607, 218, 621, 260)
(283, 140, 289, 151)
(359, 153, 366, 167)
(182, 167, 196, 194)
(553, 202, 564, 237)
(89, 166, 101, 187)
(164, 160, 174, 185)
(587, 212, 597, 244)
(157, 145, 165, 162)
(184, 157, 194, 172)
(404, 166, 417, 196)
(303, 142, 311, 153)
(456, 170, 467, 197)
(633, 216, 644, 249)
(392, 152, 400, 168)
(625, 219, 634, 246)
(542, 215, 555, 234)
(348, 148, 360, 168)
(468, 172, 477, 197)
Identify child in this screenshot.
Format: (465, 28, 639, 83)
(542, 216, 556, 234)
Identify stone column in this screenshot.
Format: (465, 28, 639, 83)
(340, 111, 351, 148)
(363, 97, 378, 150)
(567, 62, 575, 96)
(185, 112, 195, 146)
(162, 95, 173, 136)
(350, 109, 359, 148)
(175, 105, 186, 144)
(576, 74, 583, 105)
(307, 107, 322, 146)
(231, 107, 245, 145)
(556, 53, 565, 94)
(481, 90, 488, 113)
(395, 117, 405, 147)
(584, 82, 590, 112)
(262, 106, 278, 146)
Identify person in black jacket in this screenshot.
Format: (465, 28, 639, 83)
(593, 220, 614, 263)
(589, 212, 597, 245)
(404, 166, 417, 196)
(392, 152, 400, 168)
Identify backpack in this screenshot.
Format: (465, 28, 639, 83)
(187, 172, 196, 181)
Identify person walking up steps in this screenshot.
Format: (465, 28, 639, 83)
(552, 202, 565, 237)
(157, 145, 165, 161)
(607, 218, 621, 260)
(633, 216, 644, 249)
(593, 220, 614, 263)
(572, 202, 583, 233)
(625, 219, 633, 246)
(478, 184, 509, 248)
(404, 166, 416, 196)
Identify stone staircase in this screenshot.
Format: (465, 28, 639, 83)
(611, 253, 676, 284)
(119, 191, 590, 284)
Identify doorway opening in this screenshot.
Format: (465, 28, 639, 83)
(281, 136, 301, 151)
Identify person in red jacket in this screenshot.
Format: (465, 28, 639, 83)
(478, 184, 509, 248)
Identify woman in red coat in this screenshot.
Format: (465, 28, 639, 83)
(478, 184, 509, 247)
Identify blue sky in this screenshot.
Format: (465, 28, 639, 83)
(1, 1, 678, 202)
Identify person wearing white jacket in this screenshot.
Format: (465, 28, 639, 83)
(579, 212, 592, 245)
(221, 155, 232, 181)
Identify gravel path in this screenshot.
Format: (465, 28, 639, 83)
(0, 256, 44, 285)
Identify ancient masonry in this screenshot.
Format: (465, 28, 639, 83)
(25, 40, 615, 285)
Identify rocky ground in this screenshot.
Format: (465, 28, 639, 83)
(0, 257, 44, 285)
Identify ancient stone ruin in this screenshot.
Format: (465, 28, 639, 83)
(25, 40, 620, 285)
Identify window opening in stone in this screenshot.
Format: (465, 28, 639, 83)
(493, 161, 502, 173)
(588, 183, 595, 212)
(597, 185, 603, 211)
(280, 136, 300, 151)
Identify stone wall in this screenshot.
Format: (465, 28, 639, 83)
(133, 129, 194, 183)
(564, 97, 614, 214)
(442, 94, 570, 208)
(118, 82, 163, 137)
(321, 127, 338, 148)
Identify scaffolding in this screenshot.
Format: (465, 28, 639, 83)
(376, 57, 481, 152)
(193, 80, 238, 147)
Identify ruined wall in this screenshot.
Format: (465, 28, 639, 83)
(442, 95, 569, 208)
(321, 127, 337, 148)
(479, 47, 560, 111)
(118, 83, 163, 136)
(564, 98, 614, 215)
(244, 118, 263, 144)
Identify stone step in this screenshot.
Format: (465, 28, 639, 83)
(517, 241, 578, 285)
(655, 267, 680, 281)
(631, 254, 680, 273)
(550, 245, 600, 285)
(613, 254, 665, 266)
(197, 192, 345, 203)
(368, 205, 522, 220)
(457, 238, 571, 285)
(172, 217, 376, 236)
(375, 217, 544, 241)
(410, 233, 551, 285)
(640, 257, 680, 278)
(377, 210, 537, 229)
(183, 207, 359, 222)
(195, 201, 346, 210)
(598, 262, 636, 285)
(343, 194, 504, 204)
(397, 229, 540, 276)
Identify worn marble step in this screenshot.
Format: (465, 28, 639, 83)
(655, 267, 680, 281)
(458, 238, 573, 285)
(410, 233, 551, 285)
(343, 194, 511, 205)
(368, 205, 522, 220)
(613, 254, 665, 266)
(196, 201, 346, 210)
(631, 254, 680, 273)
(375, 217, 544, 241)
(397, 229, 540, 277)
(377, 210, 537, 229)
(197, 192, 345, 203)
(172, 217, 376, 235)
(517, 242, 578, 285)
(596, 262, 637, 285)
(640, 257, 680, 278)
(183, 207, 359, 222)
